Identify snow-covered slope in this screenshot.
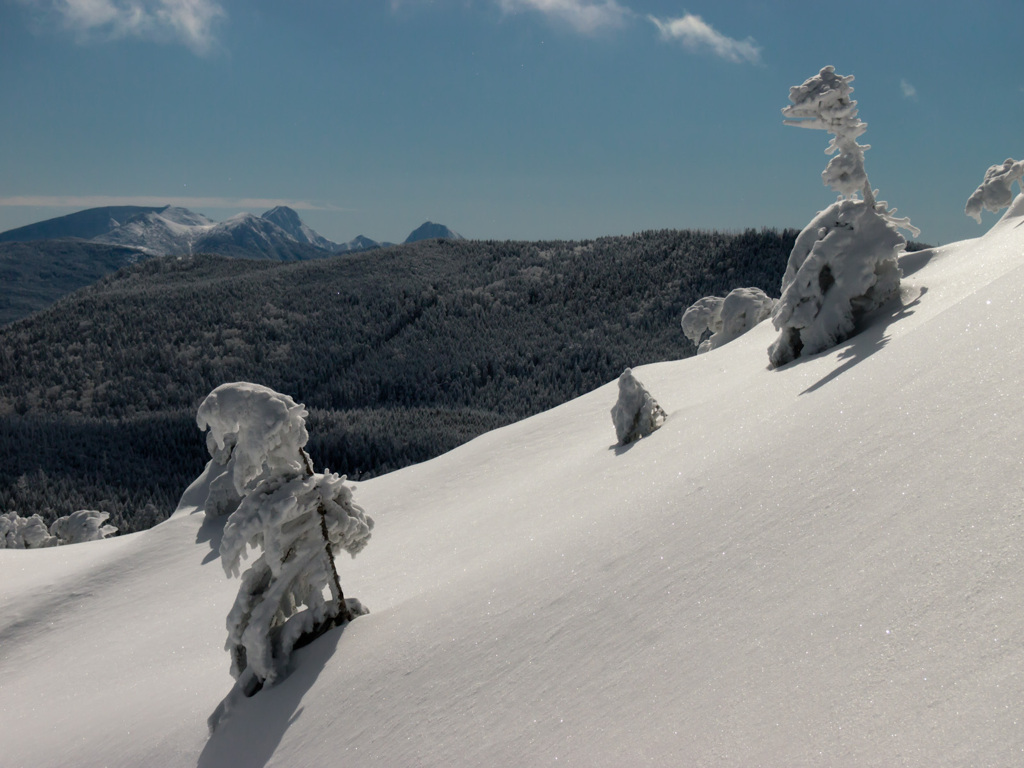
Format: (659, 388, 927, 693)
(5, 201, 1024, 766)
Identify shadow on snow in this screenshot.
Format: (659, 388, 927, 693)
(795, 286, 927, 396)
(197, 621, 350, 768)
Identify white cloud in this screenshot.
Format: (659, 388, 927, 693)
(24, 0, 226, 54)
(648, 13, 761, 64)
(496, 0, 630, 35)
(0, 195, 348, 212)
(900, 79, 918, 100)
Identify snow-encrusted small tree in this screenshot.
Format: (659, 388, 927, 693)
(769, 66, 919, 368)
(682, 287, 775, 354)
(49, 510, 117, 544)
(0, 509, 117, 548)
(611, 368, 666, 445)
(965, 158, 1024, 223)
(197, 383, 373, 718)
(0, 511, 56, 549)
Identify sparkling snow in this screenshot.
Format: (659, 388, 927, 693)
(3, 200, 1024, 766)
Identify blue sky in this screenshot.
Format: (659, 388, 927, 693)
(2, 0, 1022, 246)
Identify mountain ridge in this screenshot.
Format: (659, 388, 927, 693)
(0, 206, 460, 323)
(0, 205, 457, 256)
(0, 206, 166, 243)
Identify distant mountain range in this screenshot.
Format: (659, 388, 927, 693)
(0, 204, 463, 256)
(0, 205, 463, 324)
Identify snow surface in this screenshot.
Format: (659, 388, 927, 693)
(5, 200, 1024, 766)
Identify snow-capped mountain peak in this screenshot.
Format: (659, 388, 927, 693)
(91, 207, 215, 254)
(404, 221, 464, 243)
(260, 206, 337, 251)
(88, 206, 344, 259)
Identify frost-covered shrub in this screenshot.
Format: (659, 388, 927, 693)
(681, 296, 723, 353)
(965, 158, 1024, 223)
(769, 66, 919, 369)
(198, 383, 372, 726)
(611, 368, 666, 445)
(682, 287, 775, 354)
(49, 510, 117, 544)
(0, 511, 57, 549)
(0, 509, 117, 548)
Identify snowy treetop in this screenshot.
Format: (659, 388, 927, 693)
(965, 158, 1024, 223)
(196, 383, 311, 497)
(782, 66, 865, 137)
(783, 65, 871, 200)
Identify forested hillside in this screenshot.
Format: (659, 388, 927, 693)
(0, 228, 798, 530)
(0, 240, 146, 325)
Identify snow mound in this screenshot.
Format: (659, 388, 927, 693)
(610, 368, 666, 444)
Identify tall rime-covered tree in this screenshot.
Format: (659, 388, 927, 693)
(768, 66, 919, 368)
(197, 383, 373, 729)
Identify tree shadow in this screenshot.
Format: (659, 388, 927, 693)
(196, 511, 226, 565)
(610, 440, 638, 456)
(197, 622, 348, 768)
(797, 286, 927, 396)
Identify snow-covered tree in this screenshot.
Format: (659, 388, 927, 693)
(196, 381, 312, 519)
(769, 66, 919, 369)
(611, 369, 666, 445)
(197, 383, 373, 715)
(0, 509, 117, 548)
(0, 511, 57, 549)
(965, 158, 1024, 223)
(49, 510, 117, 544)
(682, 287, 775, 354)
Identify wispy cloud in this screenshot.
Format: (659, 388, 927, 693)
(496, 0, 630, 35)
(648, 13, 761, 64)
(21, 0, 226, 54)
(900, 79, 918, 100)
(0, 196, 349, 212)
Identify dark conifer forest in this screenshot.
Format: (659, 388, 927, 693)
(0, 229, 800, 531)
